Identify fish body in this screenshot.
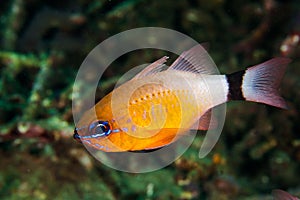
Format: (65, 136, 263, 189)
(74, 45, 290, 152)
(76, 71, 226, 151)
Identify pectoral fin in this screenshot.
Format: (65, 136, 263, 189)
(194, 109, 218, 130)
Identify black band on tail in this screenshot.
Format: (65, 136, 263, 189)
(226, 70, 246, 100)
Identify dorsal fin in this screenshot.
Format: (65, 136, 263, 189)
(168, 44, 218, 74)
(131, 56, 169, 80)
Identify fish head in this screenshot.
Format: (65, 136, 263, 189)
(73, 93, 131, 151)
(73, 118, 118, 151)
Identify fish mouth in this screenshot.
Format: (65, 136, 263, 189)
(73, 128, 82, 143)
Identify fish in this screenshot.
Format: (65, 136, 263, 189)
(272, 189, 299, 200)
(73, 44, 291, 152)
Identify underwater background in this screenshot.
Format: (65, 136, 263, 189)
(0, 0, 300, 199)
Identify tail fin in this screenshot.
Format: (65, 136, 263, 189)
(226, 58, 291, 109)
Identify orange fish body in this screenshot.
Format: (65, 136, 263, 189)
(76, 70, 226, 151)
(74, 45, 290, 152)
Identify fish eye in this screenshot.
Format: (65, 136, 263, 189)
(88, 121, 111, 136)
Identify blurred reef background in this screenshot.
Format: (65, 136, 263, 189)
(0, 0, 300, 199)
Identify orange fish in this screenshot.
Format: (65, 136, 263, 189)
(74, 45, 290, 152)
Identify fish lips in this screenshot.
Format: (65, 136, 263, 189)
(73, 128, 82, 143)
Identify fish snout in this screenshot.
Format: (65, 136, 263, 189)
(73, 128, 82, 143)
